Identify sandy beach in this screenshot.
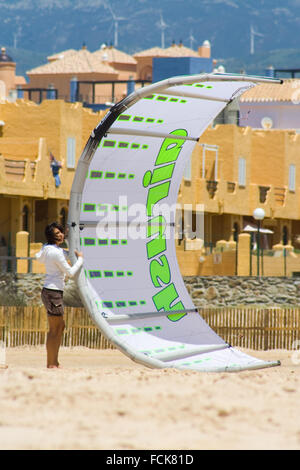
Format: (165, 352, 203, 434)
(0, 346, 299, 450)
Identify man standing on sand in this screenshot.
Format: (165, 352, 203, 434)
(36, 222, 83, 368)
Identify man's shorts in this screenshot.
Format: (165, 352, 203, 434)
(41, 287, 64, 316)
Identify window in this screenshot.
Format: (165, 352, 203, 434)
(67, 137, 76, 169)
(184, 155, 192, 182)
(238, 157, 246, 187)
(289, 164, 296, 192)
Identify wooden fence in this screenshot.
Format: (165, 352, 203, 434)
(200, 307, 300, 350)
(0, 306, 300, 350)
(0, 306, 113, 349)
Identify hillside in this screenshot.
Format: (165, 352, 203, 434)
(1, 0, 299, 78)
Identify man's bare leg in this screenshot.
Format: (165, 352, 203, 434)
(46, 315, 65, 368)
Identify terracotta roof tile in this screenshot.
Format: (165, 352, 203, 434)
(133, 47, 168, 58)
(47, 49, 78, 62)
(93, 45, 136, 64)
(134, 44, 199, 58)
(15, 75, 27, 86)
(164, 44, 199, 57)
(27, 49, 118, 75)
(240, 79, 300, 103)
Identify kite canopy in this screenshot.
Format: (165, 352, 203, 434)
(68, 73, 281, 372)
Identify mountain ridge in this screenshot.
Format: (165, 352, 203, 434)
(1, 0, 299, 78)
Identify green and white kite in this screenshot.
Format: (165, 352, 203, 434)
(68, 73, 281, 372)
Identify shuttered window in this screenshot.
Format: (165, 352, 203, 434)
(238, 157, 246, 187)
(289, 164, 296, 192)
(67, 137, 76, 169)
(184, 155, 192, 182)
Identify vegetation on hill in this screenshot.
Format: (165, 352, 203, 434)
(1, 0, 299, 79)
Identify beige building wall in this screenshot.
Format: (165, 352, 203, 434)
(26, 46, 138, 104)
(26, 72, 118, 103)
(176, 123, 300, 274)
(135, 56, 153, 80)
(0, 63, 16, 95)
(0, 99, 104, 249)
(181, 124, 300, 221)
(2, 97, 300, 276)
(0, 48, 27, 99)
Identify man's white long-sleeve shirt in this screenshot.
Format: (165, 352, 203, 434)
(35, 244, 83, 291)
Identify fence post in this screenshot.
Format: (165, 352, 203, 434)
(237, 233, 251, 276)
(0, 336, 6, 368)
(16, 231, 29, 273)
(263, 308, 269, 351)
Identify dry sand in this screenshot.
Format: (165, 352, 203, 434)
(0, 346, 299, 450)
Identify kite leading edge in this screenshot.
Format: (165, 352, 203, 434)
(68, 73, 282, 372)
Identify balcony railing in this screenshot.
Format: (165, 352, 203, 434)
(274, 187, 286, 206)
(4, 159, 37, 181)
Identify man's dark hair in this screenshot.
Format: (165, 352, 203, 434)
(45, 222, 64, 245)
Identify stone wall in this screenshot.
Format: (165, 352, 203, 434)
(184, 276, 300, 307)
(0, 273, 82, 307)
(0, 273, 300, 307)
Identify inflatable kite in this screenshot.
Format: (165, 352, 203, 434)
(68, 73, 281, 372)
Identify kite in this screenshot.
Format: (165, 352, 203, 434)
(68, 73, 282, 372)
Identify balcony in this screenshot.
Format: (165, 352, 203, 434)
(0, 137, 69, 199)
(274, 187, 286, 206)
(4, 159, 37, 181)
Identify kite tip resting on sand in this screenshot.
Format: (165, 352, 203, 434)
(67, 73, 282, 372)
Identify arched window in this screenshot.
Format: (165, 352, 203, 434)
(22, 205, 29, 232)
